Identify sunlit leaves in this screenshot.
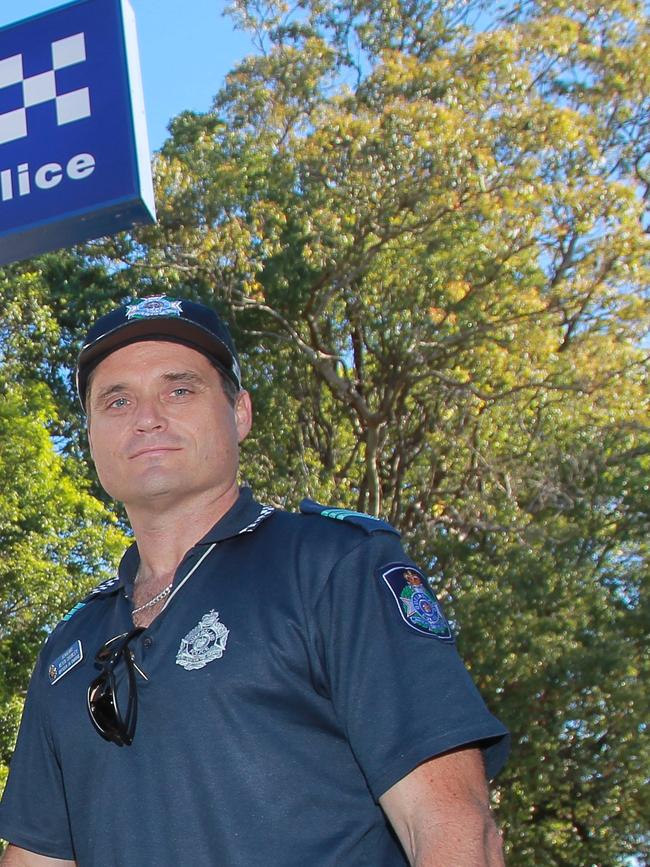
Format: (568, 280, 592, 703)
(0, 381, 126, 785)
(0, 0, 647, 861)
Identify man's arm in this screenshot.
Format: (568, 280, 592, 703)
(379, 746, 505, 867)
(0, 846, 75, 867)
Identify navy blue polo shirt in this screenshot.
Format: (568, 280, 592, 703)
(0, 488, 508, 866)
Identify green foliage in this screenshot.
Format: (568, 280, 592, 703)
(0, 379, 126, 785)
(0, 0, 647, 862)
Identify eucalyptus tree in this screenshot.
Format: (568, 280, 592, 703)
(1, 0, 648, 861)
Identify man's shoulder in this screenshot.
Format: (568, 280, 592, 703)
(59, 576, 121, 622)
(33, 577, 121, 679)
(296, 500, 400, 537)
(261, 500, 401, 555)
(251, 500, 405, 596)
(45, 577, 121, 647)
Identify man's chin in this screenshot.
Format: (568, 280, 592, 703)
(116, 477, 182, 509)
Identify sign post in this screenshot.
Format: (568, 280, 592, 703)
(0, 0, 156, 265)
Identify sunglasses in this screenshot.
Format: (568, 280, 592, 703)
(87, 628, 147, 746)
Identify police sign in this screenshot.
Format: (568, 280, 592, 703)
(0, 0, 155, 264)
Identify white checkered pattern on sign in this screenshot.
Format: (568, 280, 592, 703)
(0, 32, 90, 146)
(24, 71, 57, 107)
(52, 33, 86, 69)
(0, 108, 26, 145)
(0, 54, 23, 89)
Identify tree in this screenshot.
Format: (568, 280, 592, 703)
(0, 0, 648, 862)
(0, 378, 126, 792)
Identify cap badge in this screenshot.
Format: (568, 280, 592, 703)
(176, 610, 229, 671)
(126, 295, 183, 320)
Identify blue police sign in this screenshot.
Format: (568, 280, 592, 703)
(0, 0, 155, 264)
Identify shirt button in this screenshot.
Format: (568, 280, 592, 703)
(143, 637, 153, 649)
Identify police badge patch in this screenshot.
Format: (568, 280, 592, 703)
(126, 295, 183, 320)
(381, 564, 453, 641)
(176, 610, 229, 670)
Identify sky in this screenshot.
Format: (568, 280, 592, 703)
(0, 0, 254, 152)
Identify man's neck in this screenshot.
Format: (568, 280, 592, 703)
(126, 483, 240, 584)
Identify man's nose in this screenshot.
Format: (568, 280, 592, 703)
(133, 398, 168, 432)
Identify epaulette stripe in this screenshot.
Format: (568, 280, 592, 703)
(62, 602, 85, 622)
(60, 576, 120, 623)
(299, 499, 399, 535)
(321, 508, 368, 521)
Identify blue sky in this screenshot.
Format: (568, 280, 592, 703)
(0, 0, 254, 151)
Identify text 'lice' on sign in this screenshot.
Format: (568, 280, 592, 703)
(0, 0, 156, 265)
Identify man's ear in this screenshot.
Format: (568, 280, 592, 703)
(234, 390, 253, 443)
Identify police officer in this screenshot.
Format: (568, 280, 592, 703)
(0, 296, 509, 866)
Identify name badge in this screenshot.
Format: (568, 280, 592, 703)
(49, 640, 83, 685)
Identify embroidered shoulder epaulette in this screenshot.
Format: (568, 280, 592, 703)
(299, 499, 400, 536)
(61, 577, 121, 622)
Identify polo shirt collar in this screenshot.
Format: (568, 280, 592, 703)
(200, 486, 275, 543)
(118, 487, 274, 585)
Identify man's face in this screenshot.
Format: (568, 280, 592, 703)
(86, 340, 252, 512)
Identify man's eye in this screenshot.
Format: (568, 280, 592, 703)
(109, 397, 128, 409)
(172, 387, 191, 396)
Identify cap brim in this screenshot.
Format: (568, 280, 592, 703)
(80, 317, 234, 371)
(77, 317, 238, 409)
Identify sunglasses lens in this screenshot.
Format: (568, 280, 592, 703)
(87, 629, 143, 746)
(88, 677, 124, 742)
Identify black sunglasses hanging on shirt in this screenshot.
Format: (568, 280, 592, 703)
(87, 627, 146, 746)
(87, 544, 217, 746)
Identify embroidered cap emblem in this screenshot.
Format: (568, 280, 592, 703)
(381, 564, 453, 640)
(176, 610, 229, 670)
(126, 295, 183, 320)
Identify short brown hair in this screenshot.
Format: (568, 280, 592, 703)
(212, 362, 240, 407)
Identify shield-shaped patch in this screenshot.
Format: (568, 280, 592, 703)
(381, 563, 453, 641)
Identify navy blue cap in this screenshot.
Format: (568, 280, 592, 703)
(76, 295, 241, 410)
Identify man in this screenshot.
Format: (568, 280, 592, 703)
(0, 295, 509, 866)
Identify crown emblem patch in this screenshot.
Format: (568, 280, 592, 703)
(176, 610, 229, 671)
(381, 564, 453, 641)
(126, 295, 183, 320)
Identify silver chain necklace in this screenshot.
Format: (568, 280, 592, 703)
(130, 543, 218, 618)
(132, 581, 173, 616)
